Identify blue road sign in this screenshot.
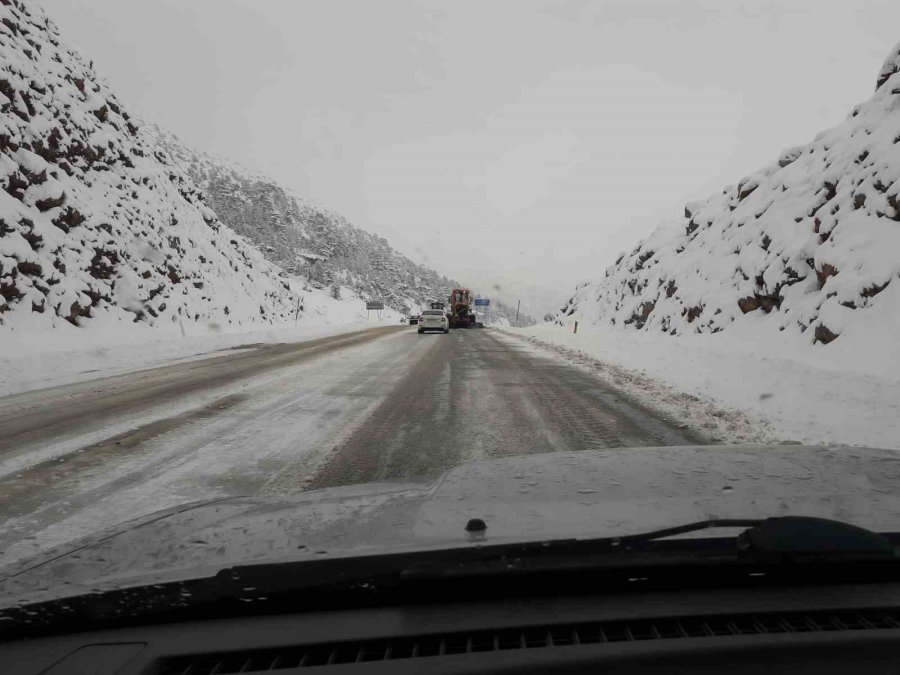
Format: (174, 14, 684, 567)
(474, 298, 490, 306)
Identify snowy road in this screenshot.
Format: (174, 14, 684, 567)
(0, 326, 699, 568)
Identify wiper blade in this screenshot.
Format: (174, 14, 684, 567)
(611, 518, 764, 547)
(214, 517, 893, 591)
(400, 517, 897, 582)
(2, 518, 897, 641)
(614, 516, 896, 559)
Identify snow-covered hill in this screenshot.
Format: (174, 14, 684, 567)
(560, 40, 900, 348)
(157, 132, 535, 325)
(0, 0, 304, 337)
(155, 129, 459, 315)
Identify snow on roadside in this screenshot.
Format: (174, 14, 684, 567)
(0, 283, 404, 397)
(501, 324, 900, 451)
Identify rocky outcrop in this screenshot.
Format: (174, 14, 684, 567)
(559, 40, 900, 346)
(154, 129, 459, 313)
(155, 129, 535, 325)
(0, 0, 298, 331)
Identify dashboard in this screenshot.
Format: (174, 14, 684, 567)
(6, 582, 900, 673)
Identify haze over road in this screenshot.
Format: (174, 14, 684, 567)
(0, 327, 700, 568)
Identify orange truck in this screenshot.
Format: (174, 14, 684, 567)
(447, 288, 476, 328)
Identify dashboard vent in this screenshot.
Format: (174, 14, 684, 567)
(160, 608, 900, 673)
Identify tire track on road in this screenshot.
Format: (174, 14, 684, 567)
(307, 328, 703, 491)
(0, 326, 403, 464)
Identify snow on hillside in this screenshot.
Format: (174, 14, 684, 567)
(154, 128, 457, 314)
(154, 128, 537, 326)
(560, 40, 900, 353)
(0, 0, 301, 341)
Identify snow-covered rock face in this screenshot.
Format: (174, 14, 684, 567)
(877, 41, 900, 91)
(561, 40, 900, 346)
(155, 134, 536, 325)
(154, 129, 458, 315)
(0, 0, 298, 333)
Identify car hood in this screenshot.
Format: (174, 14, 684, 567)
(3, 444, 900, 606)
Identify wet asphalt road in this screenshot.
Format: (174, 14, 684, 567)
(0, 325, 701, 567)
(0, 326, 401, 462)
(307, 328, 700, 489)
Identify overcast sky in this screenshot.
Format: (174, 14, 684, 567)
(39, 0, 900, 313)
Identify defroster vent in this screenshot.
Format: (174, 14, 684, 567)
(160, 608, 900, 673)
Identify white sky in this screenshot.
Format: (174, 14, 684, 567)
(38, 0, 900, 313)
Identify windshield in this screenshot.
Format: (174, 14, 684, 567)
(1, 0, 899, 616)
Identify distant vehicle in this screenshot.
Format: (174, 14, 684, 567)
(448, 288, 476, 328)
(418, 309, 449, 334)
(429, 301, 445, 310)
(408, 315, 419, 325)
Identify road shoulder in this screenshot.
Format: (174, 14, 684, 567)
(493, 328, 781, 446)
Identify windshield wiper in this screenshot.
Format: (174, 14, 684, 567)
(398, 517, 897, 582)
(608, 518, 763, 546)
(1, 517, 897, 641)
(590, 516, 895, 559)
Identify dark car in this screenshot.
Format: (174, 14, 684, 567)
(409, 315, 419, 325)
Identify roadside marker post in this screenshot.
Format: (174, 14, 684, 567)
(574, 321, 578, 334)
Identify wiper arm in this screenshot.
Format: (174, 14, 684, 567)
(215, 517, 894, 592)
(2, 517, 896, 641)
(400, 517, 897, 582)
(612, 518, 763, 547)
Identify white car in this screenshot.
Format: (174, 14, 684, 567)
(417, 309, 449, 334)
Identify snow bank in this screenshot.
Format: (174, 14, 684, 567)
(506, 324, 900, 451)
(0, 1, 300, 339)
(561, 39, 900, 351)
(0, 281, 404, 396)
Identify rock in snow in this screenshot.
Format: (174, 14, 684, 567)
(560, 40, 900, 347)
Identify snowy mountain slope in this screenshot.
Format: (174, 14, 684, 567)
(0, 0, 300, 336)
(155, 129, 460, 314)
(560, 40, 900, 347)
